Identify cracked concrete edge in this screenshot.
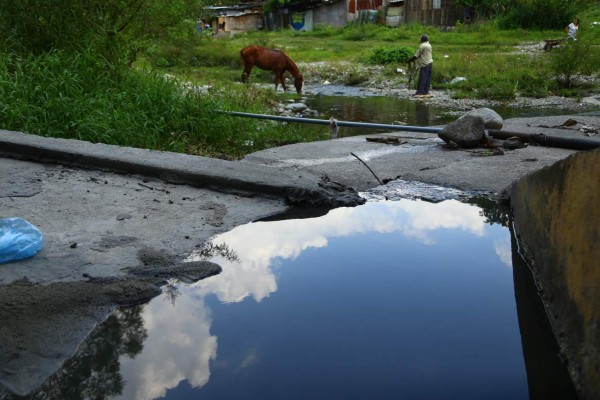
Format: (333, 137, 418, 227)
(0, 129, 322, 199)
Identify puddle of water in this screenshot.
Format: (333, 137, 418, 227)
(4, 193, 577, 400)
(103, 198, 529, 400)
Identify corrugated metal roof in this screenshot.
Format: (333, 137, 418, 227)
(206, 2, 265, 11)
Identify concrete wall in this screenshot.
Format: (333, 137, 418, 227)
(404, 0, 464, 26)
(510, 149, 600, 400)
(313, 1, 347, 28)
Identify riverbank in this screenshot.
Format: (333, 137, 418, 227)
(286, 39, 598, 108)
(305, 83, 600, 112)
(297, 57, 600, 113)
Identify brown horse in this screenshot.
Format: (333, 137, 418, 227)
(240, 45, 304, 94)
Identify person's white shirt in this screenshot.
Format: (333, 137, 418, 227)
(567, 22, 578, 40)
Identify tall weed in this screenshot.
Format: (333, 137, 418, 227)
(0, 51, 325, 158)
(548, 37, 599, 88)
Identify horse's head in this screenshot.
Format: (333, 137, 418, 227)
(294, 74, 304, 94)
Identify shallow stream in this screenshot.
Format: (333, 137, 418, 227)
(302, 94, 598, 138)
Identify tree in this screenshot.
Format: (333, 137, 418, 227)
(0, 0, 204, 64)
(453, 0, 514, 19)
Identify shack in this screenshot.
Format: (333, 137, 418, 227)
(282, 0, 348, 31)
(270, 0, 382, 31)
(384, 0, 404, 26)
(206, 2, 265, 34)
(280, 0, 463, 29)
(402, 0, 465, 26)
(206, 0, 463, 34)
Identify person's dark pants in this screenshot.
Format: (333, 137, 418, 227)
(416, 63, 432, 95)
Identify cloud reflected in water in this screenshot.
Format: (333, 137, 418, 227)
(113, 295, 216, 400)
(113, 199, 508, 400)
(192, 199, 487, 303)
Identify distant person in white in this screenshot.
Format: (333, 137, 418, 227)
(565, 17, 579, 40)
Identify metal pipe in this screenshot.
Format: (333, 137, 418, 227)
(219, 111, 600, 151)
(218, 111, 443, 134)
(487, 129, 600, 151)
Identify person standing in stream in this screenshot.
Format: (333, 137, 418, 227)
(408, 34, 433, 96)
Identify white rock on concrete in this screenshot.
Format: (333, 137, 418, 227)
(459, 107, 504, 130)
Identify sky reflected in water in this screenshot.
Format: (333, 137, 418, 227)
(110, 199, 526, 400)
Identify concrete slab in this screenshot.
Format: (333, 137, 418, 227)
(244, 115, 600, 197)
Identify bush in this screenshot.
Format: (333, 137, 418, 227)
(0, 0, 204, 67)
(497, 0, 577, 29)
(369, 46, 415, 65)
(548, 38, 599, 88)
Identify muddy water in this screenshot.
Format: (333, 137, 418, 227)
(307, 95, 457, 133)
(303, 95, 595, 138)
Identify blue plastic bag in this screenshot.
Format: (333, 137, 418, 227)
(0, 218, 44, 264)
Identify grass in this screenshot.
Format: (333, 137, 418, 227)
(2, 8, 599, 159)
(151, 19, 598, 102)
(0, 50, 327, 159)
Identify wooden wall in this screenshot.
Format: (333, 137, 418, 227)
(404, 0, 464, 26)
(348, 0, 384, 14)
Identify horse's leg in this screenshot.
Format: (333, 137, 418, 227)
(275, 71, 286, 92)
(242, 64, 252, 83)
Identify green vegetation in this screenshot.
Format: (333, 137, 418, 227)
(0, 49, 326, 158)
(0, 0, 598, 158)
(368, 46, 415, 65)
(160, 18, 598, 100)
(0, 0, 326, 158)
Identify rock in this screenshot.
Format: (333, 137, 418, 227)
(560, 118, 577, 127)
(450, 77, 467, 84)
(579, 125, 598, 136)
(285, 103, 308, 112)
(438, 115, 489, 148)
(285, 176, 365, 207)
(459, 107, 503, 130)
(502, 137, 527, 150)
